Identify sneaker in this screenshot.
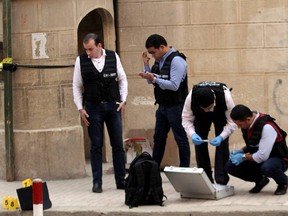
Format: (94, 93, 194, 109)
(249, 176, 269, 193)
(274, 184, 287, 195)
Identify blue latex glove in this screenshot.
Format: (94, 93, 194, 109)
(230, 149, 244, 156)
(209, 136, 223, 147)
(192, 133, 204, 145)
(230, 153, 244, 166)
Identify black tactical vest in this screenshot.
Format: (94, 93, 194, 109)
(151, 51, 188, 106)
(242, 114, 288, 159)
(191, 82, 227, 125)
(80, 50, 120, 103)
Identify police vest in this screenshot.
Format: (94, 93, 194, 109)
(80, 50, 120, 103)
(242, 113, 288, 160)
(191, 82, 227, 125)
(151, 51, 188, 106)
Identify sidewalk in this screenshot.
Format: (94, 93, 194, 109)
(0, 162, 287, 216)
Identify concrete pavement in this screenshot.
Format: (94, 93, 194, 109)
(0, 162, 287, 216)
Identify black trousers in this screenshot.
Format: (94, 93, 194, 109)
(194, 112, 230, 185)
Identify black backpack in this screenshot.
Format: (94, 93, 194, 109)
(125, 152, 166, 208)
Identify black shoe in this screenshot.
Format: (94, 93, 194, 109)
(92, 183, 102, 193)
(274, 184, 287, 195)
(116, 180, 126, 190)
(249, 176, 270, 193)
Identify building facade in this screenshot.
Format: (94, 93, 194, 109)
(0, 0, 288, 180)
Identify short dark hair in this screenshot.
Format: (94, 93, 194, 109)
(83, 33, 101, 45)
(195, 88, 214, 108)
(230, 104, 253, 121)
(145, 34, 167, 49)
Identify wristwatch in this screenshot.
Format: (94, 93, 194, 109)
(242, 153, 247, 161)
(152, 77, 156, 84)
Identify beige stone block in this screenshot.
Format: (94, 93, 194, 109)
(166, 26, 214, 50)
(215, 24, 263, 48)
(59, 31, 78, 57)
(11, 1, 38, 33)
(118, 3, 142, 27)
(142, 2, 190, 26)
(265, 23, 288, 47)
(42, 67, 73, 84)
(120, 51, 145, 76)
(190, 0, 238, 24)
(0, 129, 4, 179)
(240, 0, 286, 22)
(125, 78, 156, 130)
(76, 0, 113, 21)
(13, 126, 86, 180)
(118, 27, 166, 52)
(241, 49, 288, 73)
(38, 0, 76, 30)
(26, 87, 60, 129)
(13, 88, 27, 128)
(188, 50, 240, 76)
(60, 85, 80, 126)
(0, 87, 4, 127)
(13, 68, 41, 86)
(267, 75, 288, 129)
(12, 34, 33, 60)
(222, 75, 266, 108)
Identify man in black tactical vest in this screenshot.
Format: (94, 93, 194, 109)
(73, 33, 128, 193)
(139, 34, 191, 168)
(226, 104, 288, 195)
(182, 81, 237, 186)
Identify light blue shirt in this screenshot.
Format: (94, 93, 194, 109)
(144, 47, 187, 91)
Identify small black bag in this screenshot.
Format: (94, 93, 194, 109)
(125, 152, 166, 208)
(16, 182, 52, 210)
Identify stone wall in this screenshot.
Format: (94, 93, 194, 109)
(118, 0, 288, 166)
(0, 0, 288, 180)
(0, 0, 116, 180)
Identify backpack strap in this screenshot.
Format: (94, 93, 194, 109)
(146, 161, 163, 205)
(129, 161, 146, 208)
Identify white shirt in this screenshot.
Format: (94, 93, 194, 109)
(250, 112, 277, 163)
(182, 86, 237, 139)
(72, 49, 128, 110)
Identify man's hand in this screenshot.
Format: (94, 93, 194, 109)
(209, 136, 223, 147)
(230, 153, 244, 166)
(79, 109, 90, 126)
(138, 71, 154, 81)
(117, 101, 126, 112)
(192, 133, 204, 145)
(142, 51, 150, 66)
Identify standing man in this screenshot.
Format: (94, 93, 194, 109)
(182, 81, 237, 185)
(73, 33, 127, 193)
(226, 104, 288, 195)
(139, 34, 190, 167)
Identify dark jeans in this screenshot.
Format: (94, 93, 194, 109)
(86, 101, 126, 186)
(153, 104, 190, 167)
(225, 157, 288, 185)
(194, 112, 230, 185)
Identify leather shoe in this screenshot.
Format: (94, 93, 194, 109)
(116, 180, 126, 190)
(249, 176, 269, 193)
(274, 184, 287, 195)
(92, 183, 102, 193)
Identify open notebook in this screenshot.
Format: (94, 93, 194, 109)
(164, 166, 234, 200)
